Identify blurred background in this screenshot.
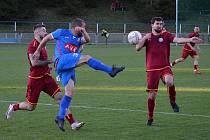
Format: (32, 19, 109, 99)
(0, 0, 210, 44)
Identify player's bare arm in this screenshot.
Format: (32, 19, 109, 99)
(136, 33, 151, 51)
(29, 53, 52, 66)
(173, 37, 203, 44)
(33, 34, 54, 60)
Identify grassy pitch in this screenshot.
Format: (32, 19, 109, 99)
(0, 44, 210, 140)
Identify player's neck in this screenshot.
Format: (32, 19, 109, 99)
(35, 36, 41, 43)
(152, 31, 161, 36)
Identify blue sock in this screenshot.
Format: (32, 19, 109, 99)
(57, 95, 72, 120)
(87, 58, 112, 73)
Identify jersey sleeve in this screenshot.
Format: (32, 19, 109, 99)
(188, 32, 195, 38)
(167, 32, 175, 43)
(28, 43, 37, 54)
(51, 29, 63, 40)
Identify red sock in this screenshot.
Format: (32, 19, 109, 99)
(148, 98, 155, 120)
(65, 113, 75, 124)
(13, 104, 19, 111)
(194, 65, 198, 70)
(168, 85, 176, 104)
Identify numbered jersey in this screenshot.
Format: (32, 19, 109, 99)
(51, 29, 83, 60)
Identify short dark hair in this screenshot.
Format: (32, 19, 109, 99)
(71, 18, 85, 28)
(151, 17, 163, 24)
(33, 24, 46, 31)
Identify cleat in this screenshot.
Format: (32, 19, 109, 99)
(194, 69, 201, 75)
(146, 119, 153, 126)
(55, 116, 65, 132)
(171, 102, 179, 112)
(71, 121, 85, 130)
(109, 65, 125, 77)
(5, 104, 14, 120)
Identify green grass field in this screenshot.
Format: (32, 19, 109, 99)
(0, 44, 210, 140)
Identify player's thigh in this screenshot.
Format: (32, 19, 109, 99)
(181, 49, 189, 59)
(43, 75, 61, 98)
(57, 53, 81, 71)
(191, 51, 198, 59)
(146, 71, 161, 92)
(26, 78, 43, 105)
(76, 54, 92, 66)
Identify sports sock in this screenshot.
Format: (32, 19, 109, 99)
(58, 95, 72, 120)
(65, 113, 75, 124)
(148, 98, 155, 120)
(168, 85, 176, 104)
(13, 104, 19, 111)
(87, 58, 112, 73)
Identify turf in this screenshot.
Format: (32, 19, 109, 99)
(0, 44, 210, 140)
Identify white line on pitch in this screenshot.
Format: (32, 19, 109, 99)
(1, 100, 210, 118)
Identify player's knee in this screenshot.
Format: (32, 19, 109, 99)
(148, 92, 156, 100)
(180, 58, 185, 62)
(83, 55, 92, 62)
(54, 92, 63, 103)
(166, 80, 174, 87)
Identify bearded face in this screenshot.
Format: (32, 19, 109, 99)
(152, 21, 163, 33)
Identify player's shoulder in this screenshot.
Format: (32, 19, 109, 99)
(55, 29, 71, 36)
(189, 32, 196, 37)
(27, 39, 38, 52)
(28, 39, 38, 48)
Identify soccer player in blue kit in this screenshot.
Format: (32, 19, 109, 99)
(33, 18, 125, 131)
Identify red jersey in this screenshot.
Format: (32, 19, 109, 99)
(183, 32, 199, 51)
(27, 39, 50, 78)
(144, 32, 175, 71)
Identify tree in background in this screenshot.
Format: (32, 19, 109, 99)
(133, 0, 175, 22)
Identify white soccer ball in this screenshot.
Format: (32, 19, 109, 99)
(127, 31, 142, 45)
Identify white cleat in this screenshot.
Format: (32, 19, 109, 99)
(5, 104, 14, 120)
(71, 121, 85, 130)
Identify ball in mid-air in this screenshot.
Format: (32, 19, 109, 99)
(127, 31, 142, 45)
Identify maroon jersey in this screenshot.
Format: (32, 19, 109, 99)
(144, 32, 175, 71)
(184, 32, 199, 51)
(27, 39, 50, 78)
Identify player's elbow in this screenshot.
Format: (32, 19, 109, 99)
(85, 37, 91, 43)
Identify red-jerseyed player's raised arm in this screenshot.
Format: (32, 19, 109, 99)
(33, 34, 54, 60)
(135, 33, 151, 51)
(173, 36, 203, 44)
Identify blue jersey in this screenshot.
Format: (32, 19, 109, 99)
(51, 29, 83, 60)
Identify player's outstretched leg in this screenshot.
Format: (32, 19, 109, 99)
(86, 57, 125, 77)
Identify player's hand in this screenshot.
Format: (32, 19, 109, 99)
(75, 27, 85, 33)
(190, 37, 203, 44)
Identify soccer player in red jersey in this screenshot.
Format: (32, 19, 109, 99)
(171, 26, 201, 74)
(135, 17, 202, 126)
(5, 24, 84, 130)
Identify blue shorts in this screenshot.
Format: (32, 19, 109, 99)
(55, 53, 81, 86)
